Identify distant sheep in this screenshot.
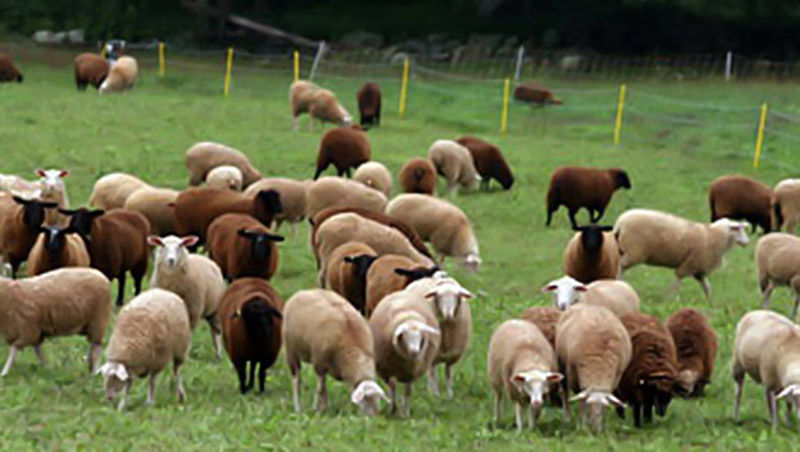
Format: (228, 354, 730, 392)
(0, 196, 57, 278)
(74, 53, 109, 90)
(26, 225, 90, 276)
(207, 213, 284, 281)
(542, 275, 639, 316)
(546, 166, 631, 228)
(456, 136, 514, 190)
(99, 56, 137, 93)
(289, 80, 352, 131)
(773, 179, 800, 233)
(709, 175, 772, 233)
(90, 173, 150, 210)
(562, 224, 620, 283)
(353, 161, 392, 197)
(123, 186, 179, 236)
(314, 126, 371, 179)
(357, 83, 382, 127)
(206, 166, 243, 191)
(0, 54, 23, 83)
(185, 141, 262, 187)
(398, 158, 437, 195)
(514, 82, 562, 105)
(364, 254, 439, 318)
(305, 177, 387, 219)
(428, 140, 480, 195)
(244, 178, 311, 231)
(666, 308, 717, 398)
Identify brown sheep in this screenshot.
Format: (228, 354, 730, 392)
(514, 82, 562, 105)
(456, 136, 514, 190)
(174, 188, 282, 245)
(546, 166, 631, 228)
(616, 312, 678, 427)
(314, 127, 371, 179)
(666, 308, 717, 398)
(325, 242, 377, 314)
(357, 83, 382, 127)
(0, 54, 23, 83)
(399, 158, 437, 195)
(563, 225, 620, 284)
(0, 196, 57, 278)
(363, 254, 439, 317)
(60, 208, 151, 306)
(206, 213, 284, 281)
(26, 226, 90, 276)
(74, 53, 109, 90)
(709, 175, 772, 234)
(519, 306, 562, 348)
(217, 277, 283, 394)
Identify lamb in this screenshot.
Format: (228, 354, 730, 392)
(427, 140, 480, 195)
(97, 288, 190, 410)
(0, 54, 23, 83)
(185, 141, 262, 187)
(555, 303, 631, 431)
(562, 224, 620, 283)
(488, 319, 563, 430)
(546, 166, 631, 228)
(353, 161, 392, 197)
(616, 312, 678, 427)
(732, 310, 800, 425)
(364, 254, 439, 317)
(243, 178, 311, 231)
(357, 82, 382, 127)
(148, 235, 226, 358)
(385, 194, 481, 271)
(206, 165, 243, 191)
(99, 55, 138, 93)
(282, 289, 388, 415)
(614, 208, 749, 299)
(35, 169, 70, 226)
(399, 157, 437, 195)
(305, 176, 387, 219)
(217, 277, 283, 394)
(773, 179, 800, 233)
(26, 225, 90, 276)
(289, 80, 352, 131)
(325, 241, 377, 313)
(0, 268, 111, 377)
(709, 175, 772, 234)
(60, 208, 151, 306)
(314, 126, 371, 179)
(519, 306, 562, 347)
(514, 82, 562, 105)
(206, 213, 284, 281)
(89, 173, 150, 210)
(541, 275, 640, 316)
(666, 308, 717, 398)
(123, 186, 180, 236)
(755, 232, 800, 316)
(74, 53, 109, 90)
(455, 136, 514, 190)
(0, 196, 57, 278)
(174, 187, 282, 244)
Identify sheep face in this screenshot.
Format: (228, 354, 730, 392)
(776, 384, 800, 422)
(350, 380, 389, 416)
(59, 208, 105, 237)
(392, 320, 440, 362)
(463, 253, 482, 273)
(510, 370, 563, 419)
(542, 275, 587, 310)
(344, 254, 378, 282)
(609, 169, 631, 190)
(425, 281, 474, 321)
(237, 229, 284, 260)
(675, 368, 702, 397)
(574, 224, 613, 254)
(39, 225, 74, 256)
(571, 390, 625, 431)
(255, 189, 283, 216)
(148, 235, 199, 271)
(35, 169, 68, 197)
(711, 218, 749, 246)
(12, 196, 57, 228)
(97, 362, 129, 403)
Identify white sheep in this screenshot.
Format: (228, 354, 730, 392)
(147, 235, 225, 358)
(185, 141, 262, 187)
(205, 165, 243, 191)
(305, 176, 387, 219)
(755, 232, 800, 317)
(99, 56, 137, 93)
(427, 139, 480, 195)
(123, 186, 179, 236)
(541, 275, 640, 316)
(35, 169, 69, 226)
(90, 173, 151, 210)
(244, 177, 312, 232)
(353, 161, 393, 197)
(614, 208, 749, 299)
(97, 288, 191, 411)
(283, 289, 389, 415)
(773, 179, 800, 233)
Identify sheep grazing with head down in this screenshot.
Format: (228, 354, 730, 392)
(399, 157, 437, 195)
(289, 80, 352, 131)
(305, 177, 387, 219)
(35, 169, 70, 226)
(514, 82, 562, 105)
(666, 308, 717, 398)
(709, 175, 772, 234)
(207, 213, 284, 281)
(314, 126, 371, 179)
(74, 53, 109, 90)
(0, 54, 23, 83)
(123, 186, 180, 236)
(428, 140, 480, 195)
(363, 254, 439, 318)
(185, 141, 262, 188)
(546, 166, 631, 228)
(456, 136, 514, 191)
(0, 195, 58, 278)
(89, 173, 150, 210)
(357, 82, 382, 127)
(99, 56, 137, 93)
(542, 275, 640, 317)
(755, 232, 800, 317)
(773, 179, 800, 233)
(244, 178, 312, 231)
(562, 224, 620, 284)
(206, 166, 243, 191)
(354, 161, 392, 197)
(26, 225, 90, 276)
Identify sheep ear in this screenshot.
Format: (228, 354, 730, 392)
(115, 365, 129, 381)
(606, 394, 626, 408)
(547, 372, 564, 383)
(12, 196, 29, 205)
(35, 169, 46, 178)
(265, 233, 285, 242)
(570, 390, 589, 402)
(459, 288, 474, 299)
(394, 268, 415, 277)
(776, 384, 799, 400)
(599, 225, 613, 232)
(541, 284, 558, 293)
(58, 170, 69, 178)
(420, 324, 440, 336)
(510, 374, 527, 386)
(147, 235, 164, 247)
(574, 285, 588, 292)
(181, 236, 199, 247)
(424, 291, 437, 299)
(58, 208, 77, 215)
(237, 229, 254, 238)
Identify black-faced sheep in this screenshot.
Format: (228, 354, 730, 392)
(709, 175, 772, 234)
(325, 241, 377, 314)
(456, 136, 514, 190)
(514, 82, 562, 105)
(666, 308, 717, 398)
(74, 53, 109, 90)
(26, 225, 90, 276)
(399, 158, 437, 195)
(546, 166, 631, 228)
(0, 196, 57, 278)
(243, 178, 311, 231)
(206, 213, 284, 281)
(363, 254, 440, 318)
(0, 54, 23, 83)
(314, 126, 371, 179)
(562, 224, 620, 283)
(357, 82, 381, 127)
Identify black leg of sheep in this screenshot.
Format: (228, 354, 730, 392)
(258, 361, 267, 393)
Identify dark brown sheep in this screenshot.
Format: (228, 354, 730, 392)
(455, 136, 514, 190)
(173, 187, 282, 245)
(666, 308, 717, 398)
(398, 158, 437, 195)
(325, 241, 377, 314)
(363, 254, 440, 317)
(74, 53, 109, 90)
(0, 54, 23, 83)
(546, 166, 631, 228)
(616, 312, 678, 427)
(563, 224, 620, 283)
(514, 82, 562, 105)
(709, 175, 772, 234)
(0, 196, 57, 278)
(217, 277, 283, 394)
(26, 225, 90, 276)
(314, 126, 371, 179)
(60, 208, 150, 306)
(206, 213, 284, 281)
(519, 306, 562, 347)
(356, 82, 382, 127)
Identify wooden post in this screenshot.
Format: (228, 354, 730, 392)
(158, 42, 165, 77)
(754, 103, 768, 168)
(399, 58, 410, 118)
(293, 50, 299, 82)
(224, 47, 234, 96)
(613, 84, 627, 144)
(501, 78, 510, 133)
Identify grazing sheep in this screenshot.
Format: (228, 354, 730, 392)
(519, 306, 562, 348)
(563, 225, 620, 283)
(0, 54, 23, 82)
(206, 213, 284, 281)
(60, 208, 151, 306)
(243, 178, 311, 231)
(314, 127, 371, 179)
(325, 241, 377, 313)
(74, 53, 109, 90)
(541, 275, 640, 316)
(385, 194, 481, 271)
(305, 177, 387, 219)
(616, 312, 678, 427)
(732, 310, 800, 425)
(428, 140, 480, 195)
(364, 254, 439, 318)
(148, 235, 225, 358)
(185, 141, 262, 187)
(26, 225, 90, 276)
(353, 161, 392, 197)
(756, 233, 800, 316)
(98, 56, 137, 93)
(488, 319, 563, 430)
(773, 179, 800, 233)
(456, 136, 514, 190)
(35, 169, 70, 226)
(217, 278, 283, 394)
(514, 82, 562, 105)
(283, 289, 388, 415)
(546, 166, 631, 228)
(206, 166, 243, 191)
(666, 308, 717, 398)
(0, 268, 111, 377)
(614, 209, 749, 299)
(399, 157, 437, 195)
(357, 82, 382, 127)
(709, 175, 772, 234)
(289, 80, 352, 130)
(123, 186, 179, 236)
(90, 173, 150, 210)
(555, 304, 631, 431)
(0, 196, 57, 278)
(97, 288, 190, 410)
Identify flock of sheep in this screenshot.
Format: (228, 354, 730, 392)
(0, 51, 138, 92)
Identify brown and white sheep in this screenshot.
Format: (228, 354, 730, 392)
(206, 165, 243, 191)
(428, 140, 480, 195)
(305, 177, 387, 219)
(74, 53, 109, 90)
(562, 225, 620, 283)
(399, 157, 437, 195)
(89, 173, 150, 210)
(514, 82, 562, 105)
(353, 161, 392, 197)
(26, 225, 90, 276)
(0, 54, 23, 83)
(546, 166, 631, 228)
(314, 126, 371, 179)
(185, 141, 262, 187)
(709, 175, 772, 234)
(324, 241, 377, 313)
(666, 308, 717, 398)
(122, 186, 179, 236)
(456, 136, 514, 190)
(289, 80, 352, 130)
(357, 82, 382, 127)
(99, 56, 137, 93)
(243, 178, 311, 231)
(0, 196, 57, 278)
(207, 213, 284, 281)
(364, 254, 439, 318)
(773, 179, 800, 233)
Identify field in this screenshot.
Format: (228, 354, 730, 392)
(2, 43, 800, 449)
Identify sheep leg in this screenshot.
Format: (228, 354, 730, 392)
(568, 210, 578, 230)
(695, 275, 711, 301)
(514, 403, 523, 432)
(34, 344, 46, 366)
(235, 361, 249, 394)
(493, 391, 502, 425)
(733, 362, 745, 421)
(88, 343, 102, 374)
(445, 364, 455, 399)
(767, 387, 778, 427)
(427, 366, 440, 396)
(389, 379, 398, 414)
(115, 273, 126, 307)
(643, 400, 654, 424)
(1, 345, 19, 377)
(785, 399, 794, 426)
(291, 116, 299, 131)
(667, 275, 683, 297)
(208, 318, 223, 360)
(761, 280, 775, 309)
(560, 379, 571, 423)
(146, 373, 158, 406)
(174, 361, 186, 403)
(632, 403, 642, 427)
(291, 366, 302, 413)
(313, 371, 328, 412)
(247, 361, 256, 393)
(258, 361, 267, 393)
(403, 383, 413, 418)
(616, 405, 625, 419)
(116, 380, 132, 411)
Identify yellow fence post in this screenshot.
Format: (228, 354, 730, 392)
(158, 42, 165, 77)
(613, 84, 627, 144)
(754, 103, 768, 168)
(224, 47, 234, 97)
(399, 58, 410, 118)
(293, 50, 299, 82)
(100, 42, 107, 58)
(500, 78, 510, 133)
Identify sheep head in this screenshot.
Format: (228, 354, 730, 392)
(392, 319, 440, 362)
(148, 235, 198, 271)
(570, 389, 625, 431)
(711, 218, 749, 246)
(510, 370, 563, 421)
(608, 168, 631, 190)
(573, 224, 613, 254)
(38, 225, 77, 256)
(343, 254, 378, 284)
(776, 384, 800, 422)
(394, 265, 440, 284)
(424, 280, 473, 321)
(350, 380, 389, 416)
(237, 229, 284, 261)
(96, 361, 129, 405)
(12, 196, 58, 229)
(462, 253, 482, 273)
(541, 275, 587, 310)
(59, 208, 105, 238)
(35, 169, 68, 196)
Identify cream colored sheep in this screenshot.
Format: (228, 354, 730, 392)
(0, 174, 42, 199)
(773, 179, 800, 234)
(542, 275, 640, 316)
(487, 319, 563, 430)
(614, 208, 749, 300)
(185, 141, 262, 187)
(97, 288, 191, 411)
(289, 80, 352, 130)
(123, 186, 179, 236)
(305, 176, 387, 219)
(35, 169, 69, 226)
(90, 173, 150, 210)
(427, 140, 480, 195)
(244, 177, 311, 231)
(755, 233, 800, 317)
(205, 165, 243, 191)
(354, 161, 393, 197)
(99, 56, 137, 93)
(283, 289, 389, 415)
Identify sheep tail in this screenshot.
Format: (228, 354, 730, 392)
(774, 200, 784, 231)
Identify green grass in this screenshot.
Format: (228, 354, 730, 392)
(2, 44, 800, 449)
